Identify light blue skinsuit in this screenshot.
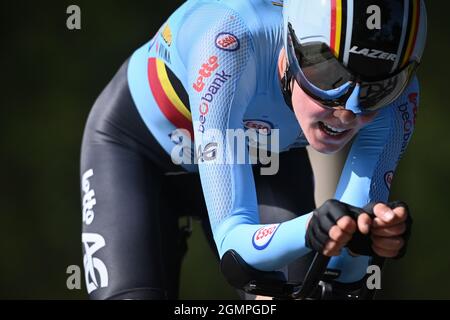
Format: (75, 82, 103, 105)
(127, 0, 419, 283)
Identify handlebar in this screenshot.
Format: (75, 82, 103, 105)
(220, 250, 384, 300)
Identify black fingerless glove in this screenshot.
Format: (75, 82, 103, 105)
(388, 201, 413, 259)
(305, 199, 367, 253)
(346, 202, 377, 256)
(346, 201, 413, 259)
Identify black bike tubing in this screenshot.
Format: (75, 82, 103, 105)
(294, 253, 330, 299)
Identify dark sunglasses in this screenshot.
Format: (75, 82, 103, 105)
(286, 24, 418, 112)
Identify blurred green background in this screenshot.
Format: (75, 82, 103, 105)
(1, 1, 448, 299)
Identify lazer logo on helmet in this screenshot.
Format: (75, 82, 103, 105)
(349, 46, 396, 61)
(252, 224, 280, 250)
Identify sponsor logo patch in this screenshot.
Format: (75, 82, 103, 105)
(215, 33, 240, 52)
(244, 120, 273, 136)
(197, 142, 218, 162)
(398, 101, 414, 158)
(82, 169, 96, 226)
(409, 93, 419, 125)
(194, 56, 232, 133)
(193, 56, 220, 93)
(384, 171, 394, 190)
(82, 233, 109, 294)
(349, 46, 396, 61)
(161, 23, 172, 46)
(157, 42, 171, 64)
(252, 224, 280, 250)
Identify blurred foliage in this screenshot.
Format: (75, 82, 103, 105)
(0, 1, 448, 299)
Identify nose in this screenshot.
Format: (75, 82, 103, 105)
(333, 108, 356, 125)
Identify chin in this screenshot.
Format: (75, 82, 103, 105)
(308, 141, 345, 154)
(306, 127, 355, 154)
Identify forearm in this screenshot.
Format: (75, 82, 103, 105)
(215, 213, 313, 271)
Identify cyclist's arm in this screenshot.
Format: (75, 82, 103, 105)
(184, 5, 313, 272)
(328, 77, 420, 282)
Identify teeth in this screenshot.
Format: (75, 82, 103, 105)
(320, 122, 348, 136)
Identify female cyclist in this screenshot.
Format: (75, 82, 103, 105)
(80, 0, 427, 299)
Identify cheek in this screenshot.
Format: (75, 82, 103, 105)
(359, 111, 379, 126)
(366, 111, 379, 122)
(291, 83, 327, 125)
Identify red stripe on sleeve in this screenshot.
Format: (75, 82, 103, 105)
(148, 58, 194, 139)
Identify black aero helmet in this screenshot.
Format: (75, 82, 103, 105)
(283, 0, 427, 112)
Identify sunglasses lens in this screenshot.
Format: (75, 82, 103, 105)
(287, 25, 417, 112)
(295, 43, 352, 91)
(358, 64, 416, 110)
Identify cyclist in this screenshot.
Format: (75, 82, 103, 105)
(80, 0, 427, 299)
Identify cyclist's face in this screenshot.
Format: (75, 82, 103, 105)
(291, 81, 378, 154)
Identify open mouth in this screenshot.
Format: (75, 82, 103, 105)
(318, 121, 351, 137)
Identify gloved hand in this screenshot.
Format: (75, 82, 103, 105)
(305, 199, 371, 257)
(347, 201, 413, 259)
(306, 200, 412, 259)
